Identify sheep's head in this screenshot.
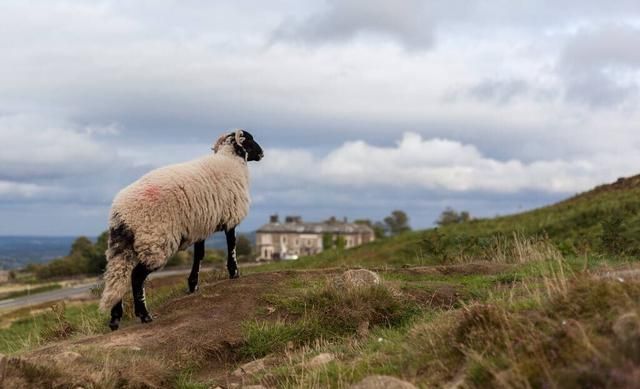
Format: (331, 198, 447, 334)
(213, 129, 264, 162)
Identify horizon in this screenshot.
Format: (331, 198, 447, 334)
(2, 1, 640, 235)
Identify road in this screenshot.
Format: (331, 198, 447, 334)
(0, 267, 199, 311)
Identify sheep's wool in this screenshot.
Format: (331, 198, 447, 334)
(99, 144, 249, 311)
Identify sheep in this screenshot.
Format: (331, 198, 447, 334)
(99, 129, 263, 330)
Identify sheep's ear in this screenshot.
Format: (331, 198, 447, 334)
(234, 129, 246, 146)
(212, 133, 232, 152)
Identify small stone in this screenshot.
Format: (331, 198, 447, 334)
(55, 351, 82, 363)
(350, 375, 417, 389)
(357, 321, 370, 337)
(232, 357, 267, 377)
(334, 269, 381, 290)
(306, 353, 335, 369)
(613, 312, 640, 344)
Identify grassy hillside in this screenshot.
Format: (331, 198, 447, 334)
(3, 175, 640, 388)
(256, 174, 640, 272)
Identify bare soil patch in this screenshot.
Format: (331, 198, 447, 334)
(2, 267, 465, 388)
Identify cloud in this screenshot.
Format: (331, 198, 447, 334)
(558, 23, 640, 107)
(272, 0, 442, 50)
(0, 180, 52, 200)
(255, 132, 640, 195)
(0, 114, 116, 181)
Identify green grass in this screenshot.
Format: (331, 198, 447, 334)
(0, 275, 192, 355)
(0, 302, 106, 354)
(239, 282, 420, 360)
(234, 176, 640, 387)
(0, 283, 62, 300)
(246, 176, 640, 275)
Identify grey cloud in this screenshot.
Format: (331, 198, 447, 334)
(468, 79, 530, 104)
(272, 0, 444, 50)
(272, 0, 640, 50)
(558, 24, 640, 108)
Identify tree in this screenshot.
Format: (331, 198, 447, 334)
(322, 233, 334, 250)
(384, 210, 411, 236)
(236, 234, 253, 257)
(436, 208, 472, 226)
(335, 235, 346, 250)
(87, 231, 108, 274)
(372, 222, 387, 239)
(70, 236, 95, 258)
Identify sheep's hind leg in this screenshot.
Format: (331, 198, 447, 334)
(109, 300, 123, 331)
(188, 240, 205, 293)
(131, 262, 155, 323)
(225, 227, 239, 279)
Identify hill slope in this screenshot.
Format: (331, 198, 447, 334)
(3, 174, 640, 388)
(256, 173, 640, 271)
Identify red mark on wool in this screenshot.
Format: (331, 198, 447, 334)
(141, 185, 161, 202)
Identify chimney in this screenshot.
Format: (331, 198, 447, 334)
(270, 214, 279, 223)
(285, 215, 302, 224)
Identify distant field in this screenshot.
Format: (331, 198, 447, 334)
(0, 236, 78, 269)
(0, 233, 252, 270)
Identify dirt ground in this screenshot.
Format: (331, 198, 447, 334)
(0, 264, 508, 388)
(1, 270, 344, 388)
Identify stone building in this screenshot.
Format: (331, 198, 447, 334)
(256, 215, 375, 260)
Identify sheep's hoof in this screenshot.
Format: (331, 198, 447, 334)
(109, 318, 120, 331)
(139, 314, 153, 324)
(188, 280, 199, 293)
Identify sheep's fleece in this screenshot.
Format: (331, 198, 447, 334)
(99, 136, 250, 311)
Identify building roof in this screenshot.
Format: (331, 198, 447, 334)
(257, 220, 374, 235)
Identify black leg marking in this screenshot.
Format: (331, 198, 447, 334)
(225, 227, 239, 279)
(188, 240, 205, 293)
(109, 300, 123, 331)
(131, 262, 154, 324)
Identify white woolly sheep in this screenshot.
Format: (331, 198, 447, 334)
(99, 129, 263, 330)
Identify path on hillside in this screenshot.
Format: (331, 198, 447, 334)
(0, 263, 512, 388)
(2, 270, 302, 388)
(0, 265, 263, 311)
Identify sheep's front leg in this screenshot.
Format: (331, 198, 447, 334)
(225, 227, 240, 279)
(188, 240, 205, 293)
(131, 262, 154, 323)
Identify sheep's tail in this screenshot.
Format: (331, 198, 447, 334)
(99, 219, 137, 312)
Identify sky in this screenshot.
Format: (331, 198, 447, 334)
(1, 0, 640, 236)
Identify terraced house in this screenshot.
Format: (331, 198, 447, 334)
(256, 215, 375, 260)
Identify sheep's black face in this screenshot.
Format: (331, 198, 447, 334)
(237, 131, 264, 162)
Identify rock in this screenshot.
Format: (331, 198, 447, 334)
(55, 351, 82, 363)
(243, 386, 267, 389)
(334, 269, 381, 290)
(357, 321, 370, 337)
(232, 357, 268, 377)
(350, 375, 417, 389)
(613, 312, 640, 343)
(306, 353, 335, 369)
